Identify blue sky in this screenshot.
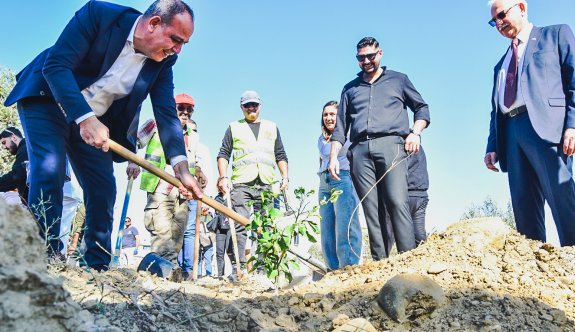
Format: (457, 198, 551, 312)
(1, 1, 574, 245)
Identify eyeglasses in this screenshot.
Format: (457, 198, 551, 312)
(242, 102, 260, 108)
(356, 52, 379, 62)
(488, 3, 519, 27)
(177, 105, 194, 114)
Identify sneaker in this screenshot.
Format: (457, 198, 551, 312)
(228, 274, 240, 283)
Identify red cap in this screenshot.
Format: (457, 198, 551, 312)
(175, 93, 195, 106)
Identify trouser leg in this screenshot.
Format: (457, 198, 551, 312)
(67, 126, 116, 267)
(369, 136, 415, 253)
(506, 115, 546, 241)
(409, 195, 428, 245)
(349, 141, 388, 260)
(17, 98, 67, 255)
(318, 172, 339, 270)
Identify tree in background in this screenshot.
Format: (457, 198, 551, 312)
(0, 67, 21, 173)
(461, 196, 516, 230)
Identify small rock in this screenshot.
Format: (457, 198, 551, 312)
(319, 293, 337, 312)
(550, 309, 567, 323)
(331, 314, 349, 328)
(288, 296, 300, 306)
(333, 318, 377, 332)
(450, 321, 461, 328)
(303, 292, 323, 305)
(427, 263, 448, 275)
(278, 307, 289, 316)
(376, 273, 445, 323)
(250, 309, 266, 325)
(275, 314, 296, 329)
(541, 313, 553, 321)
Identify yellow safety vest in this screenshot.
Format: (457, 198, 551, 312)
(230, 119, 277, 184)
(140, 128, 198, 193)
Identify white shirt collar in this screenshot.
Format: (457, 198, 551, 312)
(516, 22, 533, 45)
(127, 16, 143, 54)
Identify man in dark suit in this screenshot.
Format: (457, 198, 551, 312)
(484, 0, 575, 246)
(4, 0, 202, 270)
(0, 127, 28, 204)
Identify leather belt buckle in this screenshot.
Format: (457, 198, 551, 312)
(506, 105, 527, 118)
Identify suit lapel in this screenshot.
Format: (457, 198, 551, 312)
(98, 13, 140, 78)
(521, 26, 542, 75)
(493, 52, 507, 111)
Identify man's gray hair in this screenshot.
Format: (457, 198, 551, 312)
(144, 0, 194, 24)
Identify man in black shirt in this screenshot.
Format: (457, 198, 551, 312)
(0, 127, 29, 205)
(330, 37, 430, 260)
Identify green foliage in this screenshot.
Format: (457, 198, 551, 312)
(246, 186, 321, 285)
(461, 196, 516, 229)
(0, 67, 21, 174)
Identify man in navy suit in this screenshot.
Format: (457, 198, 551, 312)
(4, 0, 202, 270)
(484, 0, 575, 246)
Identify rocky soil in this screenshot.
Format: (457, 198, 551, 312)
(1, 198, 574, 331)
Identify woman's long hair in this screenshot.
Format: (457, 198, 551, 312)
(322, 100, 338, 142)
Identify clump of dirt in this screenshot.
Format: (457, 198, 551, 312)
(3, 201, 575, 331)
(52, 217, 575, 331)
(0, 200, 117, 332)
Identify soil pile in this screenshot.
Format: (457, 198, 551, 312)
(3, 203, 575, 331)
(0, 200, 117, 332)
(52, 217, 575, 331)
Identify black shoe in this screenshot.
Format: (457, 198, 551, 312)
(47, 251, 66, 263)
(182, 271, 194, 282)
(88, 264, 109, 272)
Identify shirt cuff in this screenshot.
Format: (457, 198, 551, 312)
(75, 112, 95, 124)
(170, 155, 188, 168)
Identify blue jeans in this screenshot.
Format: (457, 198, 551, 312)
(178, 200, 197, 273)
(318, 170, 362, 270)
(200, 244, 213, 276)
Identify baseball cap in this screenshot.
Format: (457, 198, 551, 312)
(175, 93, 195, 106)
(240, 90, 260, 105)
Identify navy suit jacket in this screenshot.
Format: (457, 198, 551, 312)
(486, 25, 575, 172)
(4, 1, 186, 162)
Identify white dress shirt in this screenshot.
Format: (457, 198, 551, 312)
(78, 17, 187, 167)
(498, 23, 533, 113)
(78, 16, 147, 123)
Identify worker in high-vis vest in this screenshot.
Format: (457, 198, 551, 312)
(216, 90, 289, 280)
(127, 93, 205, 263)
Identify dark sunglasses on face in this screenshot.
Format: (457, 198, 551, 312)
(488, 3, 519, 27)
(177, 105, 194, 114)
(243, 102, 259, 108)
(356, 52, 378, 62)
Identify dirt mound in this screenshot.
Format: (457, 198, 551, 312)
(0, 200, 116, 332)
(47, 217, 575, 331)
(3, 202, 574, 331)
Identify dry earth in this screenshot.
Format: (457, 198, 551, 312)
(1, 198, 575, 331)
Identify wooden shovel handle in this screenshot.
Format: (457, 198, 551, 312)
(108, 139, 249, 226)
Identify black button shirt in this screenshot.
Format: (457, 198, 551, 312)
(332, 67, 430, 145)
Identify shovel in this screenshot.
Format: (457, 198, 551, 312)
(110, 178, 134, 268)
(108, 139, 328, 274)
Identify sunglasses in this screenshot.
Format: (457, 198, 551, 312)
(488, 3, 519, 27)
(242, 102, 260, 108)
(177, 105, 194, 114)
(356, 52, 379, 62)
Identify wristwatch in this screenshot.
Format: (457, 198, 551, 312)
(410, 128, 421, 136)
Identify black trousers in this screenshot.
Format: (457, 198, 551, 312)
(215, 228, 247, 276)
(348, 136, 416, 260)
